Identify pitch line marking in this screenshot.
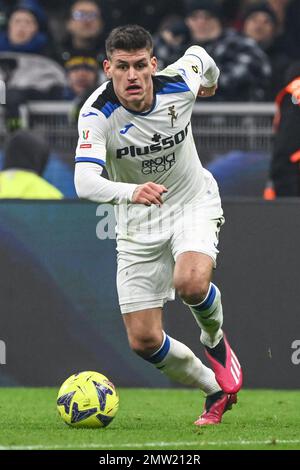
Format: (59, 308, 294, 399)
(0, 439, 299, 450)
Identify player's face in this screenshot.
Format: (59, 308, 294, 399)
(103, 49, 157, 111)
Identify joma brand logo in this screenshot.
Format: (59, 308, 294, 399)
(116, 122, 190, 159)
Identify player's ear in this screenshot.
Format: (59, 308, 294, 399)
(103, 59, 112, 79)
(151, 56, 158, 75)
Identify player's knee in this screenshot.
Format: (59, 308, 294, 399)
(128, 333, 163, 358)
(176, 278, 210, 305)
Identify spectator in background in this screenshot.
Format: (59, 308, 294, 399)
(64, 55, 99, 100)
(175, 0, 271, 101)
(0, 0, 55, 57)
(242, 2, 291, 99)
(58, 0, 106, 65)
(233, 0, 292, 32)
(265, 63, 300, 197)
(242, 2, 278, 46)
(0, 130, 63, 199)
(63, 55, 100, 121)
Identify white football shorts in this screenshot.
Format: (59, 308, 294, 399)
(116, 182, 224, 314)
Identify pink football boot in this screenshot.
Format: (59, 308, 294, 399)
(205, 334, 243, 394)
(194, 392, 237, 426)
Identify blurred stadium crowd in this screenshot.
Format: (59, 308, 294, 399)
(0, 0, 299, 198)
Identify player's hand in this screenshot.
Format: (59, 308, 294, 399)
(198, 84, 217, 98)
(132, 182, 168, 207)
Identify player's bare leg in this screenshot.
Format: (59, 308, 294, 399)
(122, 307, 221, 393)
(174, 251, 242, 400)
(123, 308, 164, 358)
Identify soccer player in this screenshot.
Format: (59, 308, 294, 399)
(74, 25, 243, 426)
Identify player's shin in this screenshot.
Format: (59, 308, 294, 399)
(185, 283, 223, 348)
(145, 332, 221, 395)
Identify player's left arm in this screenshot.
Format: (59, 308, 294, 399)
(186, 45, 220, 98)
(168, 45, 220, 99)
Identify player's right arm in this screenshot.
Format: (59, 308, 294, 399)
(131, 182, 168, 206)
(74, 110, 167, 206)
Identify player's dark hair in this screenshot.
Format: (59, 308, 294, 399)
(105, 25, 153, 58)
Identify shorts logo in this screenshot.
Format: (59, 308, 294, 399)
(83, 130, 90, 140)
(142, 152, 175, 175)
(192, 65, 199, 74)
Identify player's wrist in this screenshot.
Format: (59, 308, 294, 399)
(127, 184, 139, 203)
(201, 79, 217, 88)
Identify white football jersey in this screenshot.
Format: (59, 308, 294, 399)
(75, 46, 220, 233)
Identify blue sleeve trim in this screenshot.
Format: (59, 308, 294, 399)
(75, 157, 106, 167)
(157, 81, 191, 95)
(100, 102, 120, 119)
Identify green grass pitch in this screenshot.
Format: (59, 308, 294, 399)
(0, 388, 299, 450)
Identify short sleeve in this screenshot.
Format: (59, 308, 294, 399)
(75, 107, 108, 167)
(164, 46, 220, 99)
